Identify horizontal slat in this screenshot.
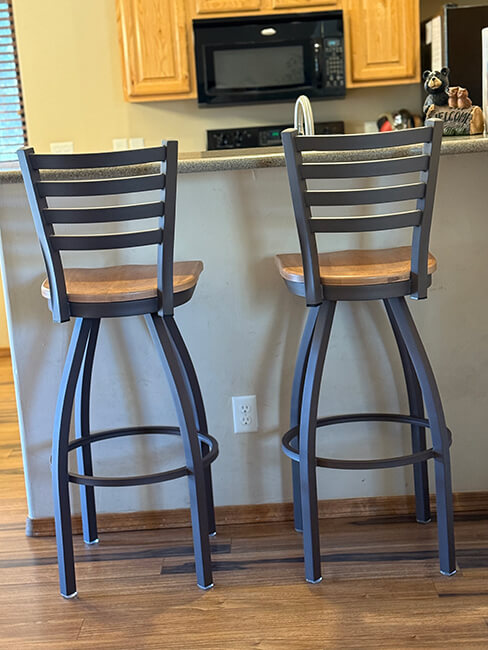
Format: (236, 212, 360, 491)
(30, 147, 166, 170)
(300, 155, 430, 179)
(50, 229, 163, 251)
(295, 127, 433, 151)
(36, 174, 165, 197)
(43, 201, 164, 224)
(310, 210, 422, 233)
(305, 183, 426, 206)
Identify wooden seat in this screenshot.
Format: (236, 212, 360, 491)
(41, 261, 203, 303)
(275, 246, 436, 287)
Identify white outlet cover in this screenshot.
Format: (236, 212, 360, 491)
(112, 138, 128, 151)
(129, 137, 144, 149)
(50, 141, 74, 154)
(232, 395, 258, 434)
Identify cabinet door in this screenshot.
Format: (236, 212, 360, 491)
(195, 0, 262, 13)
(117, 0, 194, 101)
(271, 0, 337, 8)
(345, 0, 419, 87)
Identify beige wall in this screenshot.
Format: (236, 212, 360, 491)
(13, 0, 424, 154)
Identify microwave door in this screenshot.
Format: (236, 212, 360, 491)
(203, 41, 316, 101)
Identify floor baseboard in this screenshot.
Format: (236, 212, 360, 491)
(25, 490, 488, 537)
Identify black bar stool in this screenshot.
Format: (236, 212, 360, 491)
(277, 119, 456, 583)
(18, 142, 218, 597)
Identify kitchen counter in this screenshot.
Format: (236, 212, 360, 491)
(2, 134, 488, 182)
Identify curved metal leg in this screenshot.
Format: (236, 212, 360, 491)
(387, 297, 456, 576)
(53, 318, 92, 598)
(165, 316, 216, 536)
(75, 318, 100, 544)
(290, 306, 320, 533)
(145, 313, 213, 589)
(300, 300, 336, 583)
(384, 301, 431, 523)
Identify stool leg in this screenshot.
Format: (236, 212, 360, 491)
(145, 313, 213, 589)
(75, 318, 100, 544)
(290, 306, 320, 533)
(53, 318, 92, 598)
(165, 316, 216, 536)
(300, 300, 336, 583)
(384, 301, 431, 524)
(387, 297, 456, 576)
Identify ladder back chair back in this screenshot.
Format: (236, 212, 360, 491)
(280, 119, 443, 304)
(18, 143, 180, 322)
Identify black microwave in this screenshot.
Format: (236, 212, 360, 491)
(193, 11, 345, 107)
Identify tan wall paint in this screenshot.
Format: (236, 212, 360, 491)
(12, 0, 424, 154)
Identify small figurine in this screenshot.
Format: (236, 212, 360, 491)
(425, 82, 485, 135)
(456, 87, 472, 109)
(447, 86, 459, 108)
(422, 68, 450, 115)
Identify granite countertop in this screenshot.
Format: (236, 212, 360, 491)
(2, 134, 487, 183)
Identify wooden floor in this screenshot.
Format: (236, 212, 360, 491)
(2, 357, 488, 648)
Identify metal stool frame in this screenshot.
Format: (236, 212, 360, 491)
(18, 142, 218, 597)
(280, 120, 455, 583)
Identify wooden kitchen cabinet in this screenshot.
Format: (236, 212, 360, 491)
(116, 0, 196, 101)
(271, 0, 337, 9)
(116, 0, 420, 102)
(195, 0, 262, 13)
(344, 0, 420, 87)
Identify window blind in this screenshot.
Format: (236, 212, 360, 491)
(0, 1, 26, 163)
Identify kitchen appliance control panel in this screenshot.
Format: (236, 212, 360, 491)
(207, 121, 344, 150)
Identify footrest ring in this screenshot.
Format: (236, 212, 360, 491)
(65, 426, 218, 488)
(282, 413, 452, 471)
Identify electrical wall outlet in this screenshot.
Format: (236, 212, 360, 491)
(50, 141, 73, 154)
(112, 138, 128, 151)
(232, 395, 258, 433)
(129, 137, 144, 149)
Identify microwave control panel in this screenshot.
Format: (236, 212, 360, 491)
(323, 38, 345, 88)
(207, 121, 345, 150)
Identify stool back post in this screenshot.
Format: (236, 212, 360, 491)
(282, 130, 322, 306)
(18, 146, 70, 322)
(159, 139, 177, 317)
(411, 118, 443, 299)
(18, 142, 177, 320)
(281, 119, 443, 303)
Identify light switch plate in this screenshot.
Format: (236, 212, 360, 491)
(50, 141, 74, 154)
(112, 138, 128, 151)
(129, 137, 144, 149)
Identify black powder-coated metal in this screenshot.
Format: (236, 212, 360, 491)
(165, 316, 217, 535)
(18, 142, 218, 596)
(145, 313, 213, 588)
(299, 300, 336, 583)
(289, 306, 320, 533)
(387, 297, 455, 576)
(51, 317, 92, 597)
(282, 413, 448, 467)
(384, 300, 431, 523)
(74, 318, 100, 543)
(279, 120, 455, 582)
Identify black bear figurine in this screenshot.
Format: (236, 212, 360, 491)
(422, 68, 450, 115)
